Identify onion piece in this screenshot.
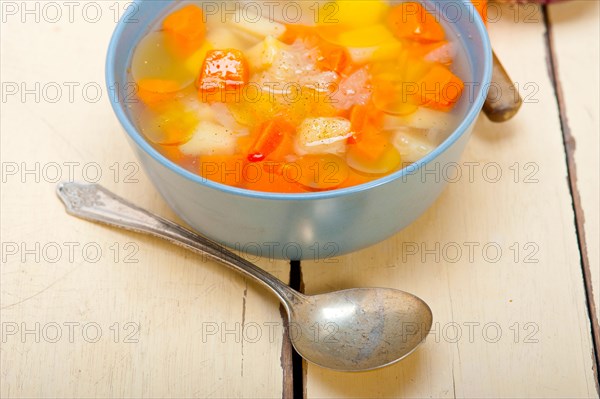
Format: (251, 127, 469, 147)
(295, 117, 352, 155)
(179, 121, 238, 156)
(391, 128, 435, 165)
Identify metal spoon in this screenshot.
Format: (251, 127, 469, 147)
(56, 182, 433, 372)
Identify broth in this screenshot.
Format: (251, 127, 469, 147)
(126, 0, 476, 193)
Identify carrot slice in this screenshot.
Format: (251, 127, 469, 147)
(415, 64, 464, 111)
(371, 48, 432, 116)
(138, 103, 198, 145)
(198, 49, 249, 102)
(199, 155, 246, 187)
(387, 2, 445, 43)
(347, 131, 391, 163)
(136, 78, 181, 93)
(163, 5, 206, 56)
(242, 164, 304, 193)
(199, 154, 302, 192)
(135, 79, 179, 107)
(157, 144, 186, 164)
(294, 154, 350, 190)
(336, 168, 372, 189)
(247, 119, 295, 162)
(346, 130, 402, 175)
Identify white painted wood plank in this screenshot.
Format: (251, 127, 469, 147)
(0, 2, 288, 398)
(548, 0, 600, 327)
(302, 3, 598, 398)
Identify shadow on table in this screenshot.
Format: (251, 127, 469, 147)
(306, 349, 436, 398)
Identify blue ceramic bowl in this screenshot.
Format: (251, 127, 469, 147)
(106, 0, 492, 260)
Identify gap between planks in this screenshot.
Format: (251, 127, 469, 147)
(281, 260, 305, 399)
(281, 8, 600, 398)
(543, 5, 600, 391)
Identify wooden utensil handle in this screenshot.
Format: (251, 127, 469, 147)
(483, 51, 523, 122)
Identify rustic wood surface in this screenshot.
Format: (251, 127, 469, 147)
(0, 4, 289, 397)
(302, 2, 599, 398)
(547, 0, 600, 345)
(1, 1, 598, 398)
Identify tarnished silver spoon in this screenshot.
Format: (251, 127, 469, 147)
(56, 182, 432, 372)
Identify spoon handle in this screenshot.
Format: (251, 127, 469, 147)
(482, 51, 523, 122)
(55, 181, 300, 307)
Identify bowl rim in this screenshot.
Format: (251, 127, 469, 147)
(106, 0, 492, 201)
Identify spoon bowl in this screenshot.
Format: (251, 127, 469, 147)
(288, 288, 432, 371)
(57, 182, 433, 372)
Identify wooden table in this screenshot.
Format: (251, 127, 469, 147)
(1, 1, 598, 397)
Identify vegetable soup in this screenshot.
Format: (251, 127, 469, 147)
(129, 1, 479, 193)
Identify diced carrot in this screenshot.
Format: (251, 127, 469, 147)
(198, 49, 249, 102)
(281, 24, 349, 74)
(347, 130, 391, 163)
(280, 24, 318, 45)
(163, 5, 205, 41)
(316, 42, 349, 74)
(247, 118, 295, 162)
(386, 2, 445, 43)
(163, 5, 206, 57)
(350, 104, 368, 130)
(415, 64, 464, 111)
(349, 103, 383, 133)
(409, 41, 454, 66)
(266, 129, 296, 162)
(347, 104, 368, 144)
(471, 0, 487, 24)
